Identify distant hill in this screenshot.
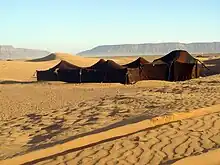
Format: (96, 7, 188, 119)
(77, 42, 220, 57)
(0, 45, 50, 60)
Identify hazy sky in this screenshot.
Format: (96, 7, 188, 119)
(0, 0, 219, 53)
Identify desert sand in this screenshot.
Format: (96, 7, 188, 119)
(173, 148, 220, 165)
(1, 53, 220, 165)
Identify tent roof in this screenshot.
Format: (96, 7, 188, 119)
(105, 60, 126, 70)
(39, 59, 126, 72)
(123, 57, 149, 68)
(85, 59, 126, 70)
(153, 50, 197, 64)
(49, 60, 81, 71)
(86, 59, 106, 69)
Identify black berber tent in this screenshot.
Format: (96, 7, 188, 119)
(152, 50, 205, 81)
(123, 57, 149, 68)
(36, 60, 81, 81)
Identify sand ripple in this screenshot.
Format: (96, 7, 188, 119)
(1, 76, 220, 160)
(33, 111, 220, 165)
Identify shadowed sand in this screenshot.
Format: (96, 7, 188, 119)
(1, 54, 220, 164)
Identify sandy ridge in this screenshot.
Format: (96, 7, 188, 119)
(1, 104, 220, 165)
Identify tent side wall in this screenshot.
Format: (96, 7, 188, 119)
(192, 62, 201, 78)
(57, 68, 129, 84)
(173, 62, 196, 81)
(140, 64, 169, 80)
(104, 69, 128, 84)
(81, 69, 105, 83)
(36, 70, 58, 81)
(57, 69, 81, 83)
(123, 57, 149, 68)
(152, 50, 201, 81)
(127, 68, 141, 84)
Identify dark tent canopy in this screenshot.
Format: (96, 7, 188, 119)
(123, 57, 149, 68)
(76, 59, 107, 83)
(140, 63, 169, 81)
(83, 60, 130, 84)
(36, 60, 81, 81)
(102, 60, 128, 83)
(153, 50, 197, 64)
(49, 60, 81, 71)
(85, 59, 106, 69)
(49, 59, 138, 84)
(152, 50, 200, 81)
(37, 51, 203, 84)
(105, 60, 126, 70)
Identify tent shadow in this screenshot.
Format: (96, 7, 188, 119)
(0, 80, 40, 84)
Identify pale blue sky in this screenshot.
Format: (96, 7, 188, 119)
(0, 0, 219, 53)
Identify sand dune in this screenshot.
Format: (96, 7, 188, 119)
(27, 53, 76, 62)
(28, 53, 99, 66)
(27, 53, 142, 66)
(0, 60, 60, 81)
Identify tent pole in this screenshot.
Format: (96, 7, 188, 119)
(79, 69, 82, 83)
(125, 72, 128, 84)
(168, 62, 173, 81)
(195, 61, 198, 78)
(197, 59, 209, 70)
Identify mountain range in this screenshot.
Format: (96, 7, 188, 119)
(0, 45, 50, 60)
(77, 42, 220, 57)
(1, 42, 220, 60)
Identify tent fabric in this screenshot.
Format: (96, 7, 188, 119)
(36, 60, 81, 81)
(85, 59, 125, 70)
(123, 57, 149, 68)
(152, 50, 200, 81)
(85, 59, 106, 69)
(127, 68, 142, 83)
(51, 60, 137, 84)
(101, 60, 137, 84)
(172, 62, 196, 81)
(49, 60, 81, 71)
(104, 69, 128, 84)
(81, 69, 105, 83)
(83, 60, 131, 83)
(36, 59, 134, 84)
(36, 70, 58, 81)
(105, 60, 126, 70)
(140, 64, 169, 80)
(153, 50, 197, 64)
(57, 69, 81, 83)
(57, 68, 131, 84)
(36, 51, 202, 84)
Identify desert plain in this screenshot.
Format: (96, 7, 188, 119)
(1, 53, 220, 165)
